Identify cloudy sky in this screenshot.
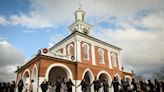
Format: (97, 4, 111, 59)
(0, 0, 164, 81)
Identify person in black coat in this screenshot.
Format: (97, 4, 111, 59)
(154, 79, 160, 92)
(40, 79, 48, 92)
(66, 79, 74, 92)
(103, 78, 109, 92)
(18, 79, 24, 92)
(131, 78, 137, 92)
(0, 82, 2, 92)
(147, 80, 154, 92)
(111, 77, 121, 92)
(161, 81, 164, 92)
(77, 79, 88, 92)
(91, 77, 101, 92)
(55, 79, 62, 92)
(121, 77, 129, 92)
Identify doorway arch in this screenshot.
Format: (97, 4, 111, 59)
(31, 64, 38, 92)
(97, 71, 113, 92)
(82, 68, 94, 92)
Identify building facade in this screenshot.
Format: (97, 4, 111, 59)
(16, 8, 133, 92)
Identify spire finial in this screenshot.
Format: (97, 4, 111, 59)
(79, 3, 81, 9)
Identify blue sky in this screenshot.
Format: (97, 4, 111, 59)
(0, 0, 164, 81)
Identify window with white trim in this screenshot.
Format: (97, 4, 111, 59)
(82, 43, 90, 60)
(98, 48, 104, 64)
(111, 53, 117, 67)
(68, 44, 74, 56)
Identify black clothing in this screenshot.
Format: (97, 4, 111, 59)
(131, 81, 137, 92)
(148, 81, 154, 92)
(155, 80, 160, 92)
(2, 82, 7, 92)
(0, 82, 2, 92)
(103, 81, 109, 92)
(10, 83, 16, 92)
(66, 80, 74, 92)
(55, 81, 61, 92)
(18, 80, 24, 92)
(112, 80, 120, 92)
(121, 79, 129, 92)
(92, 80, 100, 92)
(40, 82, 48, 92)
(79, 81, 88, 92)
(161, 81, 164, 92)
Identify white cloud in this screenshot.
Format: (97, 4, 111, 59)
(141, 12, 164, 30)
(0, 40, 25, 81)
(48, 34, 66, 48)
(10, 12, 53, 29)
(1, 0, 164, 29)
(0, 16, 8, 25)
(93, 13, 164, 78)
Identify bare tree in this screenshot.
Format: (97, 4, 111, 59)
(153, 67, 164, 80)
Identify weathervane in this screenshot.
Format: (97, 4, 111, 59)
(78, 0, 82, 9)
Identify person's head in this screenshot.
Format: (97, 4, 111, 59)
(155, 78, 158, 82)
(95, 77, 97, 80)
(31, 79, 34, 83)
(132, 78, 135, 81)
(114, 77, 117, 80)
(83, 79, 86, 82)
(57, 79, 60, 82)
(148, 80, 151, 83)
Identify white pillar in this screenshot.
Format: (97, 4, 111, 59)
(108, 50, 113, 69)
(117, 53, 122, 70)
(91, 44, 96, 65)
(38, 77, 45, 92)
(75, 80, 82, 92)
(75, 38, 81, 62)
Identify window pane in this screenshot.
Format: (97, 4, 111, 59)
(99, 49, 103, 63)
(83, 44, 89, 59)
(69, 46, 73, 56)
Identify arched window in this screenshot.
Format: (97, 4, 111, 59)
(82, 43, 90, 60)
(68, 44, 74, 56)
(98, 48, 104, 64)
(111, 53, 117, 67)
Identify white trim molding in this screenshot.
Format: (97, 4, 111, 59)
(22, 68, 30, 79)
(45, 63, 73, 80)
(82, 68, 94, 81)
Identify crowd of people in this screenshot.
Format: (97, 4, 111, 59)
(38, 77, 164, 92)
(0, 77, 164, 92)
(0, 81, 16, 92)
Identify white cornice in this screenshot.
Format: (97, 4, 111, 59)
(50, 31, 121, 54)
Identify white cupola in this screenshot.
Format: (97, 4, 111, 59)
(68, 8, 92, 36)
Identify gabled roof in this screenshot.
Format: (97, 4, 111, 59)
(50, 31, 121, 51)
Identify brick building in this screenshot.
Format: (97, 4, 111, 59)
(16, 8, 133, 92)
